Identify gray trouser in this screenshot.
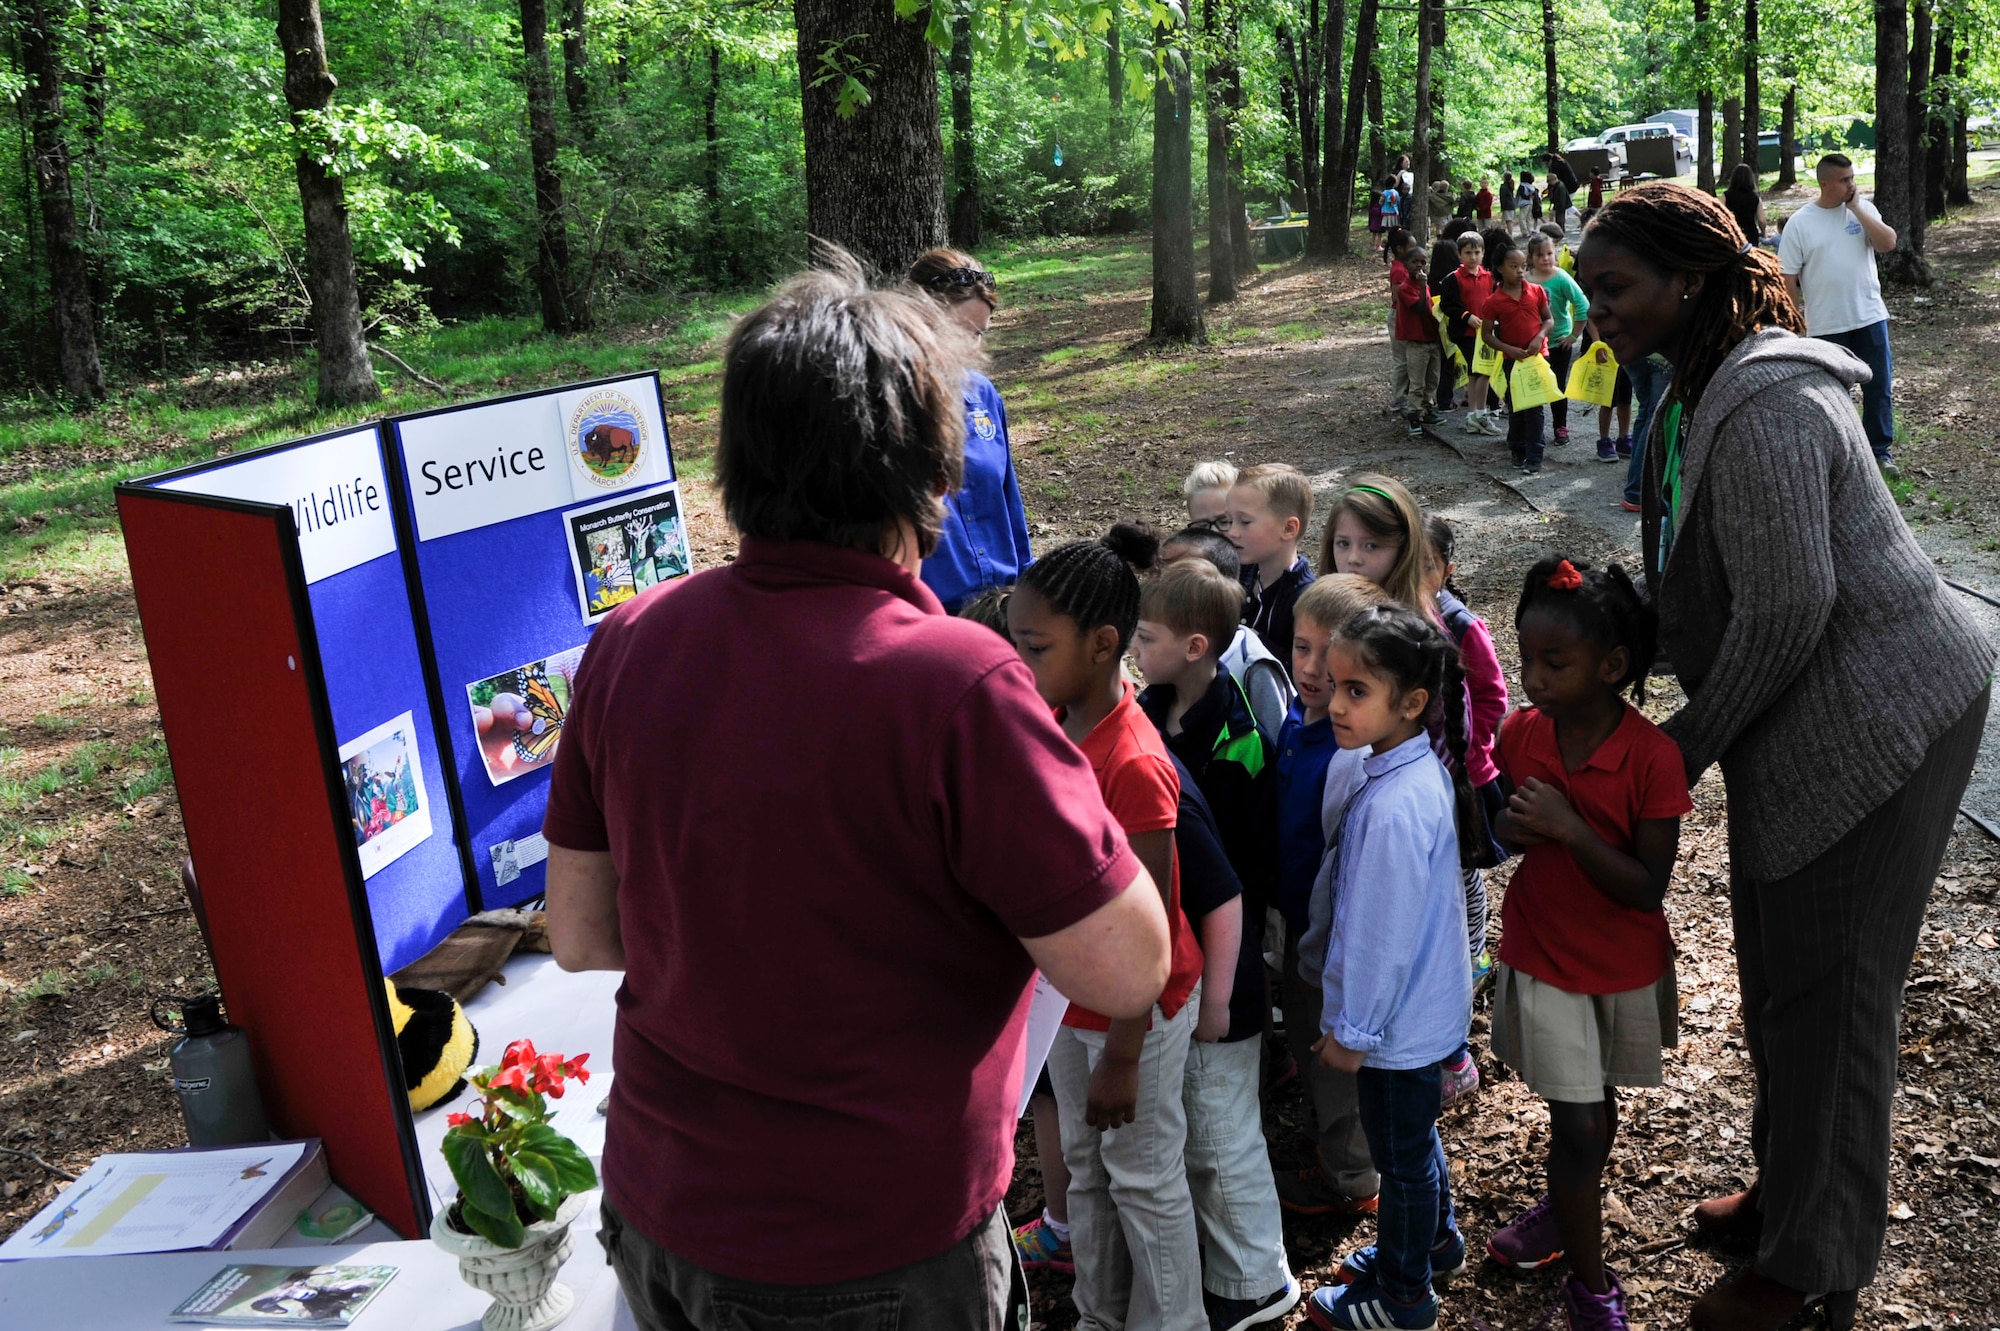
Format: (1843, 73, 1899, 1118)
(1050, 998, 1206, 1331)
(1392, 340, 1442, 416)
(598, 1195, 1026, 1330)
(1183, 1037, 1290, 1300)
(1282, 928, 1380, 1198)
(1733, 684, 1988, 1292)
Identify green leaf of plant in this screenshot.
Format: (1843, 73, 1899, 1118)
(511, 1149, 561, 1220)
(443, 1133, 515, 1226)
(520, 1124, 599, 1192)
(460, 1198, 526, 1249)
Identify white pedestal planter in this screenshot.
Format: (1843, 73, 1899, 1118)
(430, 1192, 588, 1331)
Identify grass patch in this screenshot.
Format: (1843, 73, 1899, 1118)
(12, 970, 67, 1006)
(32, 714, 79, 733)
(1270, 321, 1324, 342)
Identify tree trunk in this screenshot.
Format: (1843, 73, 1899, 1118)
(562, 0, 588, 132)
(1874, 0, 1930, 283)
(948, 5, 979, 246)
(23, 0, 105, 400)
(1950, 42, 1971, 205)
(705, 42, 730, 281)
(1276, 23, 1307, 209)
(1108, 16, 1123, 109)
(1409, 0, 1435, 239)
(1694, 0, 1715, 192)
(1742, 0, 1758, 171)
(1540, 0, 1558, 155)
(1150, 19, 1205, 341)
(1778, 81, 1797, 186)
(795, 0, 947, 276)
(1330, 0, 1378, 256)
(1203, 0, 1235, 301)
(1224, 9, 1254, 273)
(1721, 97, 1741, 178)
(520, 0, 584, 330)
(1365, 62, 1384, 187)
(1309, 0, 1345, 257)
(1925, 18, 1950, 218)
(1906, 0, 1929, 252)
(275, 0, 376, 404)
(1428, 0, 1446, 184)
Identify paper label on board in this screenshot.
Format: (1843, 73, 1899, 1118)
(157, 428, 395, 584)
(337, 711, 433, 879)
(563, 482, 692, 624)
(490, 832, 550, 886)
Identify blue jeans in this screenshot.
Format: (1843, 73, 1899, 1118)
(1355, 1064, 1458, 1304)
(1622, 355, 1672, 507)
(1818, 320, 1895, 461)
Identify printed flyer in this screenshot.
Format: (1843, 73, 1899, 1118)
(563, 483, 691, 623)
(465, 645, 586, 786)
(336, 712, 431, 878)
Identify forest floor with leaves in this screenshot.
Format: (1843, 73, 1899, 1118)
(3, 186, 2000, 1331)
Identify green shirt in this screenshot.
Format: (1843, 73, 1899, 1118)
(1530, 268, 1591, 341)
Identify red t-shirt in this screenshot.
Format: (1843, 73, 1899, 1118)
(1060, 683, 1205, 1030)
(1484, 281, 1550, 359)
(1475, 188, 1494, 219)
(543, 538, 1139, 1283)
(1496, 704, 1694, 994)
(1392, 262, 1439, 341)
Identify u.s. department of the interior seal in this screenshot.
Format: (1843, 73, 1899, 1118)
(567, 388, 650, 489)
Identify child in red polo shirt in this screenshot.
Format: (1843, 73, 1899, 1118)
(1486, 555, 1692, 1331)
(1008, 523, 1208, 1331)
(1480, 245, 1554, 473)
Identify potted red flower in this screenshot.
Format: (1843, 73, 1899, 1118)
(432, 1039, 598, 1331)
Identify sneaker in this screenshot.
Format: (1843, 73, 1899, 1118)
(1461, 410, 1490, 434)
(1522, 460, 1542, 475)
(1440, 1052, 1481, 1105)
(1336, 1231, 1469, 1289)
(1274, 1168, 1380, 1217)
(1471, 950, 1494, 989)
(1407, 416, 1426, 436)
(1880, 459, 1902, 482)
(1012, 1214, 1073, 1274)
(1308, 1274, 1440, 1331)
(1596, 437, 1619, 463)
(1560, 1269, 1632, 1331)
(1420, 409, 1446, 425)
(1553, 427, 1571, 446)
(1510, 451, 1526, 469)
(1487, 1194, 1564, 1271)
(1481, 413, 1509, 436)
(1615, 435, 1633, 458)
(1207, 1277, 1303, 1331)
(1620, 499, 1641, 513)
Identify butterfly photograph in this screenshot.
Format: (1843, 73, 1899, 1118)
(465, 645, 585, 786)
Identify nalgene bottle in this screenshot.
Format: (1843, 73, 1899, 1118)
(154, 993, 271, 1146)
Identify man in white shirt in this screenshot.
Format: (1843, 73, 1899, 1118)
(1779, 153, 1900, 474)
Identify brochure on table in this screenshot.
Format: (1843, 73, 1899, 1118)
(149, 427, 467, 973)
(387, 374, 686, 911)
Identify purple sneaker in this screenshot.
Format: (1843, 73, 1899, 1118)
(1560, 1270, 1631, 1331)
(1440, 1052, 1480, 1105)
(1487, 1194, 1564, 1271)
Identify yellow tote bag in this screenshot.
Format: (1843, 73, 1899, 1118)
(1508, 354, 1562, 410)
(1566, 342, 1620, 407)
(1471, 333, 1505, 379)
(1432, 297, 1466, 374)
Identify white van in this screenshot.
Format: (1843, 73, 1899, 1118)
(1602, 123, 1690, 176)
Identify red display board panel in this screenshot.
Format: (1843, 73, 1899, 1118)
(118, 489, 428, 1238)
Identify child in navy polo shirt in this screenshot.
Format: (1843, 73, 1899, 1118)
(1132, 560, 1297, 1327)
(1272, 575, 1392, 1219)
(1227, 463, 1317, 673)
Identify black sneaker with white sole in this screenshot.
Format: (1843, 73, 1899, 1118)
(1207, 1277, 1303, 1331)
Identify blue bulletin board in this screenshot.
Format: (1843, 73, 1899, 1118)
(384, 373, 687, 911)
(145, 426, 470, 974)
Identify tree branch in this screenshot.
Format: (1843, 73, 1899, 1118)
(366, 342, 448, 393)
(0, 1145, 78, 1181)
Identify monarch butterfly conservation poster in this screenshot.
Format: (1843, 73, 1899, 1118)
(464, 644, 586, 786)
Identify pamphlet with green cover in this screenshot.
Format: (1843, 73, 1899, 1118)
(169, 1264, 397, 1326)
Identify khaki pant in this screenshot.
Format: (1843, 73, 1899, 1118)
(1282, 928, 1379, 1198)
(1391, 339, 1442, 417)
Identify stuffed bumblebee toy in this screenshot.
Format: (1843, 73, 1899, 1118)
(385, 980, 479, 1111)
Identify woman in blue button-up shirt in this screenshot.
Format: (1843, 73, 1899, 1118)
(909, 248, 1034, 612)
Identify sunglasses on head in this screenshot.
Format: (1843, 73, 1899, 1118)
(924, 267, 997, 293)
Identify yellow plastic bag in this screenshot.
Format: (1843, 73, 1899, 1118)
(1566, 342, 1620, 407)
(1470, 333, 1505, 379)
(1432, 297, 1466, 375)
(1507, 353, 1562, 411)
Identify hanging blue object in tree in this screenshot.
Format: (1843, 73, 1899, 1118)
(1053, 144, 1064, 168)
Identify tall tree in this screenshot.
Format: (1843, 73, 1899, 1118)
(1150, 17, 1204, 341)
(1873, 0, 1930, 282)
(705, 42, 730, 281)
(1204, 0, 1236, 300)
(1309, 0, 1345, 257)
(1694, 0, 1716, 191)
(1949, 40, 1972, 205)
(1925, 16, 1951, 218)
(1777, 81, 1798, 186)
(1540, 0, 1559, 155)
(1721, 96, 1741, 177)
(1364, 62, 1384, 186)
(274, 0, 377, 405)
(1905, 0, 1930, 252)
(795, 0, 947, 275)
(1409, 0, 1437, 239)
(1329, 0, 1379, 256)
(1742, 0, 1759, 171)
(948, 2, 979, 245)
(520, 0, 585, 330)
(1276, 21, 1309, 209)
(562, 0, 589, 129)
(1223, 9, 1254, 273)
(1108, 12, 1124, 108)
(22, 0, 105, 401)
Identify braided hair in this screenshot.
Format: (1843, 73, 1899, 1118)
(1423, 513, 1466, 603)
(1581, 181, 1804, 407)
(1017, 522, 1160, 651)
(1514, 554, 1658, 702)
(1337, 605, 1487, 871)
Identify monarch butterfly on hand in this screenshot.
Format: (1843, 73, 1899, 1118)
(510, 665, 566, 764)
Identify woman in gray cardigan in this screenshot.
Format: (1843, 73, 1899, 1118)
(1575, 183, 1992, 1331)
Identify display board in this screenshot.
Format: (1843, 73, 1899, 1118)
(385, 373, 687, 911)
(149, 427, 471, 974)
